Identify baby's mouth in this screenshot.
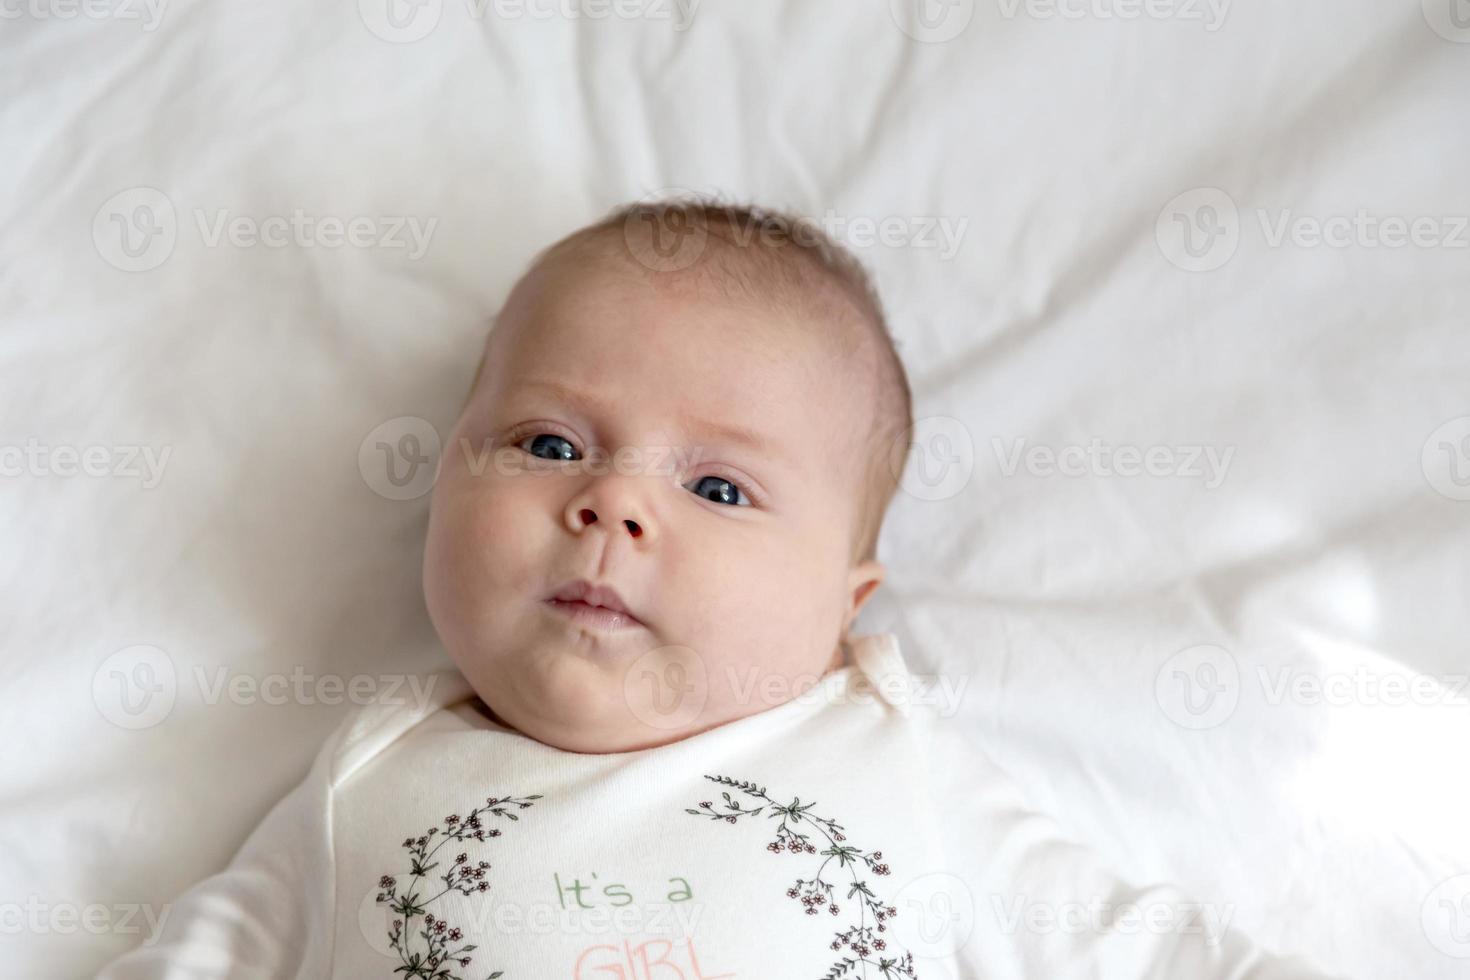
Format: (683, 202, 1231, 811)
(543, 598, 644, 632)
(543, 579, 645, 632)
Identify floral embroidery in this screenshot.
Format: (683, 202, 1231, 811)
(685, 775, 918, 979)
(375, 793, 542, 979)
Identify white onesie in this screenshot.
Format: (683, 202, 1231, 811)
(97, 633, 1342, 980)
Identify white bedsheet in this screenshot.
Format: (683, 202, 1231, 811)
(2, 1, 1467, 977)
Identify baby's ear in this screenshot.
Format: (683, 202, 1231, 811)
(843, 559, 886, 636)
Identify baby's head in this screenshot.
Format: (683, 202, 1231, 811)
(423, 199, 913, 753)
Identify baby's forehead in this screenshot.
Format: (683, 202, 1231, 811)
(501, 271, 873, 424)
(487, 258, 879, 462)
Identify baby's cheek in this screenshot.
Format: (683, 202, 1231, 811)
(720, 544, 835, 664)
(759, 546, 848, 660)
(426, 488, 541, 636)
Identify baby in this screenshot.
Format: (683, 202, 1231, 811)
(98, 200, 1344, 980)
(421, 199, 912, 756)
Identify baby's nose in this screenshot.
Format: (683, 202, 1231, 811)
(574, 507, 645, 539)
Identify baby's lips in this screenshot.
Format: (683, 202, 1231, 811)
(545, 578, 645, 626)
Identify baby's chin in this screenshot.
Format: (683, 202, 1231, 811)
(455, 639, 695, 754)
(457, 637, 824, 755)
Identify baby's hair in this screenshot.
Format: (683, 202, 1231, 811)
(468, 195, 914, 566)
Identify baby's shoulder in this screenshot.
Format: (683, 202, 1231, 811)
(316, 669, 476, 788)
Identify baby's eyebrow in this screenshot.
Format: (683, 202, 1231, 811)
(511, 378, 780, 460)
(687, 416, 775, 460)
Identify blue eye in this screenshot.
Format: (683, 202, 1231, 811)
(520, 433, 579, 461)
(686, 475, 750, 507)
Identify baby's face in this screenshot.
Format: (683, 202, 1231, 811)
(423, 250, 886, 754)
